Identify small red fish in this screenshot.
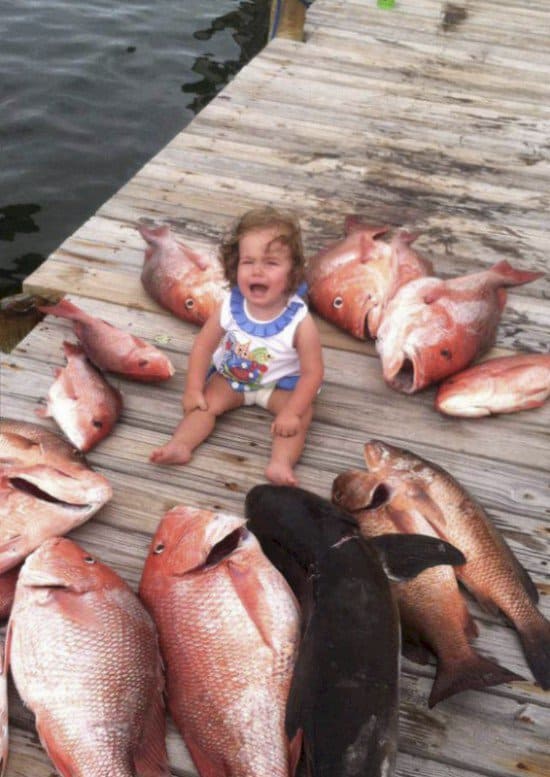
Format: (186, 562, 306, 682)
(37, 341, 123, 451)
(140, 223, 226, 325)
(307, 218, 433, 339)
(4, 537, 169, 776)
(331, 472, 523, 707)
(139, 505, 300, 777)
(376, 260, 543, 393)
(39, 298, 175, 382)
(0, 419, 112, 574)
(436, 353, 550, 416)
(353, 440, 550, 690)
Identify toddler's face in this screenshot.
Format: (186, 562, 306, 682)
(237, 226, 293, 314)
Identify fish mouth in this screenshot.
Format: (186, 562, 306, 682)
(182, 525, 249, 574)
(333, 480, 391, 513)
(204, 526, 249, 568)
(8, 476, 94, 511)
(389, 357, 416, 393)
(347, 483, 392, 512)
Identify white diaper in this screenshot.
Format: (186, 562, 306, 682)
(242, 386, 275, 409)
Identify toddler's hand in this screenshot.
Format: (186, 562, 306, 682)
(182, 389, 208, 414)
(271, 410, 301, 438)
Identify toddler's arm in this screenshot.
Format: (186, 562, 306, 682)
(183, 306, 224, 413)
(271, 313, 324, 436)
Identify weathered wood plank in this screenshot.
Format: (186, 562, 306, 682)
(5, 3, 550, 776)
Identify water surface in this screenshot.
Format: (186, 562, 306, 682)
(0, 0, 269, 297)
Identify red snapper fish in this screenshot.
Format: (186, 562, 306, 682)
(375, 260, 544, 393)
(351, 439, 550, 690)
(307, 218, 433, 339)
(139, 223, 226, 325)
(331, 471, 523, 707)
(436, 353, 550, 417)
(139, 505, 301, 777)
(37, 341, 123, 451)
(39, 298, 175, 382)
(0, 419, 112, 574)
(3, 537, 169, 777)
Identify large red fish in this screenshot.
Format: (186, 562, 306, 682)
(0, 419, 112, 574)
(4, 537, 169, 777)
(139, 505, 301, 777)
(140, 224, 226, 325)
(307, 218, 433, 339)
(37, 341, 123, 451)
(350, 440, 550, 690)
(39, 298, 175, 382)
(376, 261, 543, 393)
(331, 472, 523, 707)
(435, 353, 550, 416)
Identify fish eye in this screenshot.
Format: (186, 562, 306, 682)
(83, 555, 96, 564)
(184, 298, 195, 309)
(333, 296, 344, 309)
(154, 543, 165, 555)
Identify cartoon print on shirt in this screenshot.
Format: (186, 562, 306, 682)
(220, 331, 271, 390)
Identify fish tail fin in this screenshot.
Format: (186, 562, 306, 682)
(518, 615, 550, 690)
(344, 216, 390, 239)
(62, 340, 84, 358)
(396, 230, 420, 245)
(428, 651, 524, 707)
(138, 222, 170, 249)
(489, 260, 544, 288)
(38, 298, 84, 321)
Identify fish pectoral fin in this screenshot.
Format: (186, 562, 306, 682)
(226, 562, 277, 651)
(133, 691, 170, 777)
(401, 485, 448, 530)
(35, 714, 78, 777)
(288, 728, 304, 777)
(185, 737, 226, 777)
(369, 534, 465, 581)
(0, 536, 26, 573)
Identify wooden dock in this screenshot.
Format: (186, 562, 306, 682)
(1, 0, 549, 774)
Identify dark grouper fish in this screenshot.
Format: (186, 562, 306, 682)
(245, 485, 464, 777)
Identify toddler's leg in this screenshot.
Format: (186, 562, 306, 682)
(265, 391, 313, 486)
(149, 375, 243, 465)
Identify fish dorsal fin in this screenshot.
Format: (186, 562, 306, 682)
(368, 534, 465, 582)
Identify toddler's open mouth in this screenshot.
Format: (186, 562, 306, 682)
(250, 284, 268, 294)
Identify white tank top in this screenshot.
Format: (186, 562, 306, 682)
(212, 287, 308, 392)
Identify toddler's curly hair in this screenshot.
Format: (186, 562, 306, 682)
(219, 206, 306, 293)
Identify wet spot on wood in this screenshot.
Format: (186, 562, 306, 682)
(441, 4, 468, 32)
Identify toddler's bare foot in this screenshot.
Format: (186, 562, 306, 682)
(265, 459, 298, 487)
(149, 441, 192, 465)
